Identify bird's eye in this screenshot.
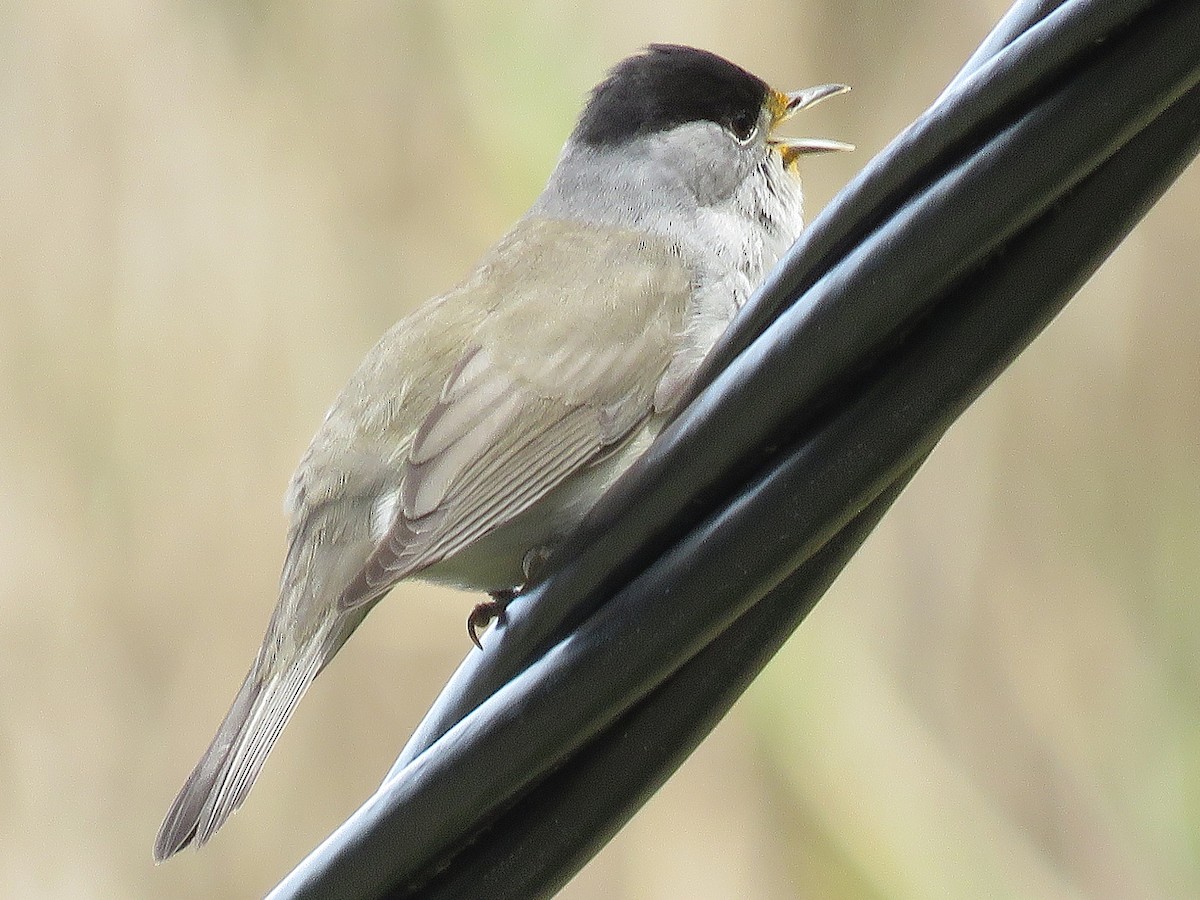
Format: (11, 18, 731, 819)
(727, 111, 760, 144)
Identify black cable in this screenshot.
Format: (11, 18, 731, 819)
(269, 1, 1200, 896)
(404, 79, 1200, 900)
(392, 0, 1194, 774)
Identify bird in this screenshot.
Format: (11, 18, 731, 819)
(154, 43, 851, 862)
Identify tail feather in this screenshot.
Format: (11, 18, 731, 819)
(153, 640, 327, 863)
(156, 497, 389, 864)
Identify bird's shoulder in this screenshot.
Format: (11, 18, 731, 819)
(471, 216, 694, 405)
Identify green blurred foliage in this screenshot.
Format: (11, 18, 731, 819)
(0, 1, 1196, 897)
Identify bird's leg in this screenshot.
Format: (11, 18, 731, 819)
(466, 545, 556, 649)
(468, 588, 518, 650)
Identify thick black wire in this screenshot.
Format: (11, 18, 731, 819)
(404, 81, 1200, 900)
(269, 1, 1200, 896)
(391, 0, 1184, 774)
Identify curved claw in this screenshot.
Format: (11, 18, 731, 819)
(467, 590, 516, 649)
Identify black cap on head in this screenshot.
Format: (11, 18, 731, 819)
(573, 45, 771, 148)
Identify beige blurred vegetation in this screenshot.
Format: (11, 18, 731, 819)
(0, 0, 1196, 897)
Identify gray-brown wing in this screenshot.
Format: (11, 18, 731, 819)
(339, 219, 693, 609)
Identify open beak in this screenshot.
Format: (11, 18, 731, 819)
(768, 83, 854, 167)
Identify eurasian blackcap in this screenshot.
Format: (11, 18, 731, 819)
(154, 43, 850, 861)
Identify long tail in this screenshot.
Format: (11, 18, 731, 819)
(153, 633, 330, 863)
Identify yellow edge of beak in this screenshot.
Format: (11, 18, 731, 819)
(767, 83, 853, 169)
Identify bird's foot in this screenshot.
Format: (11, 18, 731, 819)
(468, 587, 518, 650)
(466, 547, 554, 649)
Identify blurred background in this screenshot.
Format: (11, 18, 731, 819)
(1, 1, 1197, 897)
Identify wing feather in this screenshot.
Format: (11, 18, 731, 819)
(380, 391, 601, 581)
(338, 220, 694, 610)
